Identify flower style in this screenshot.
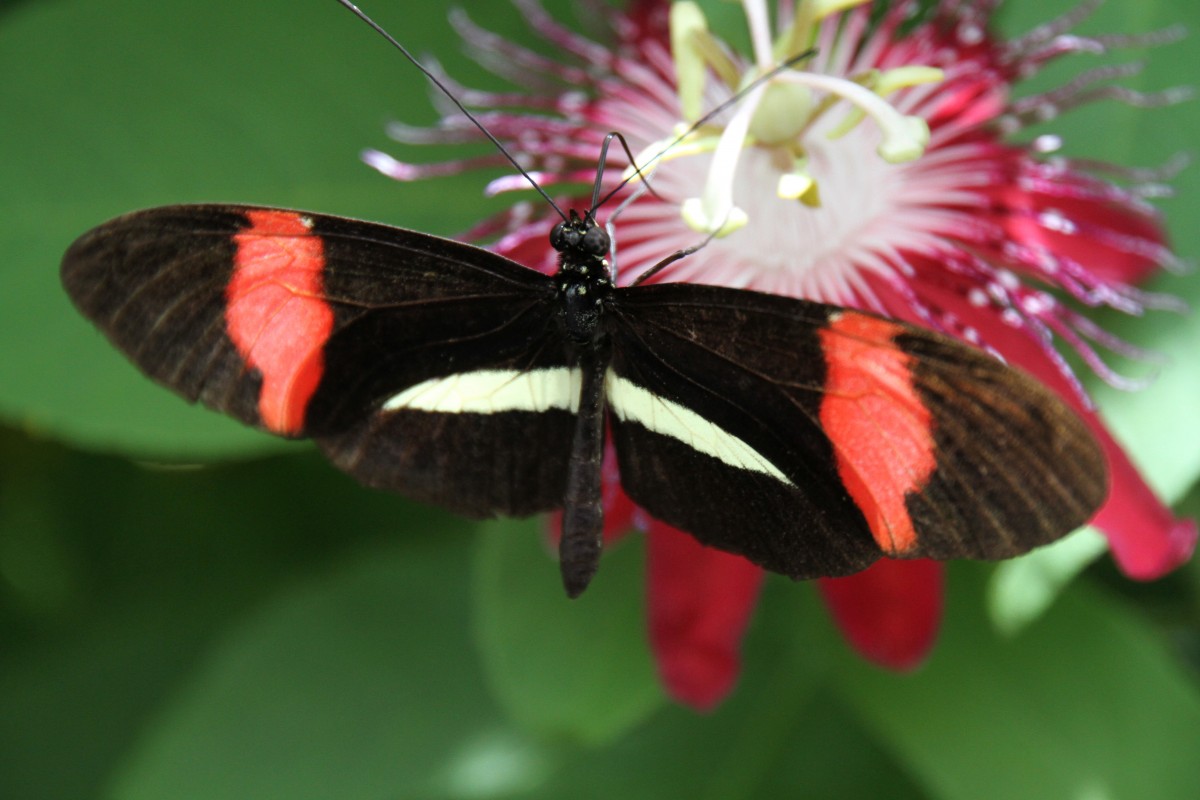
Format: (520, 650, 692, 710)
(366, 0, 1196, 709)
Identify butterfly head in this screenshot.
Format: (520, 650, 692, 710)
(550, 209, 610, 264)
(552, 210, 613, 344)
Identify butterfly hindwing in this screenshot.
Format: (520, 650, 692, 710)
(314, 315, 580, 518)
(606, 283, 1105, 579)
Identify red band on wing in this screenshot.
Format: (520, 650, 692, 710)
(227, 210, 334, 435)
(819, 312, 936, 556)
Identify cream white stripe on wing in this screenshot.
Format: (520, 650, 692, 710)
(382, 368, 582, 414)
(605, 370, 792, 485)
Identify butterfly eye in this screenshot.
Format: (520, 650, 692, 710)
(549, 221, 568, 251)
(582, 225, 610, 257)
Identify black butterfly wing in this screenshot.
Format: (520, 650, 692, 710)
(62, 204, 576, 516)
(607, 283, 1106, 580)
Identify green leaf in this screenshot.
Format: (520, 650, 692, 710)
(1092, 284, 1200, 505)
(0, 0, 523, 457)
(513, 581, 922, 799)
(837, 566, 1200, 800)
(472, 521, 663, 745)
(988, 528, 1110, 635)
(0, 420, 575, 800)
(0, 425, 501, 800)
(109, 537, 555, 800)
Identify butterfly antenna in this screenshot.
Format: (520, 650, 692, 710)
(589, 132, 666, 214)
(594, 48, 817, 211)
(336, 0, 569, 222)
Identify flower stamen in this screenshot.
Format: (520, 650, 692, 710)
(666, 0, 941, 235)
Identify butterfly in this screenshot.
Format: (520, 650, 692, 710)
(61, 201, 1105, 596)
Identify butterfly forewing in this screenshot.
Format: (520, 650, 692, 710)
(62, 206, 270, 426)
(62, 204, 579, 517)
(890, 329, 1106, 557)
(606, 283, 1106, 579)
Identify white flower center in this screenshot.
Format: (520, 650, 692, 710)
(626, 0, 942, 300)
(648, 117, 908, 301)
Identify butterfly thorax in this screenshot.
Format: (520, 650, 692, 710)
(551, 210, 614, 345)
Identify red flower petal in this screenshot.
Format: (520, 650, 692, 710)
(624, 0, 670, 46)
(817, 559, 943, 670)
(646, 523, 764, 710)
(990, 162, 1171, 286)
(897, 141, 1173, 293)
(1094, 432, 1198, 579)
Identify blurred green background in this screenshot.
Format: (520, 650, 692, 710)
(2, 0, 1198, 797)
